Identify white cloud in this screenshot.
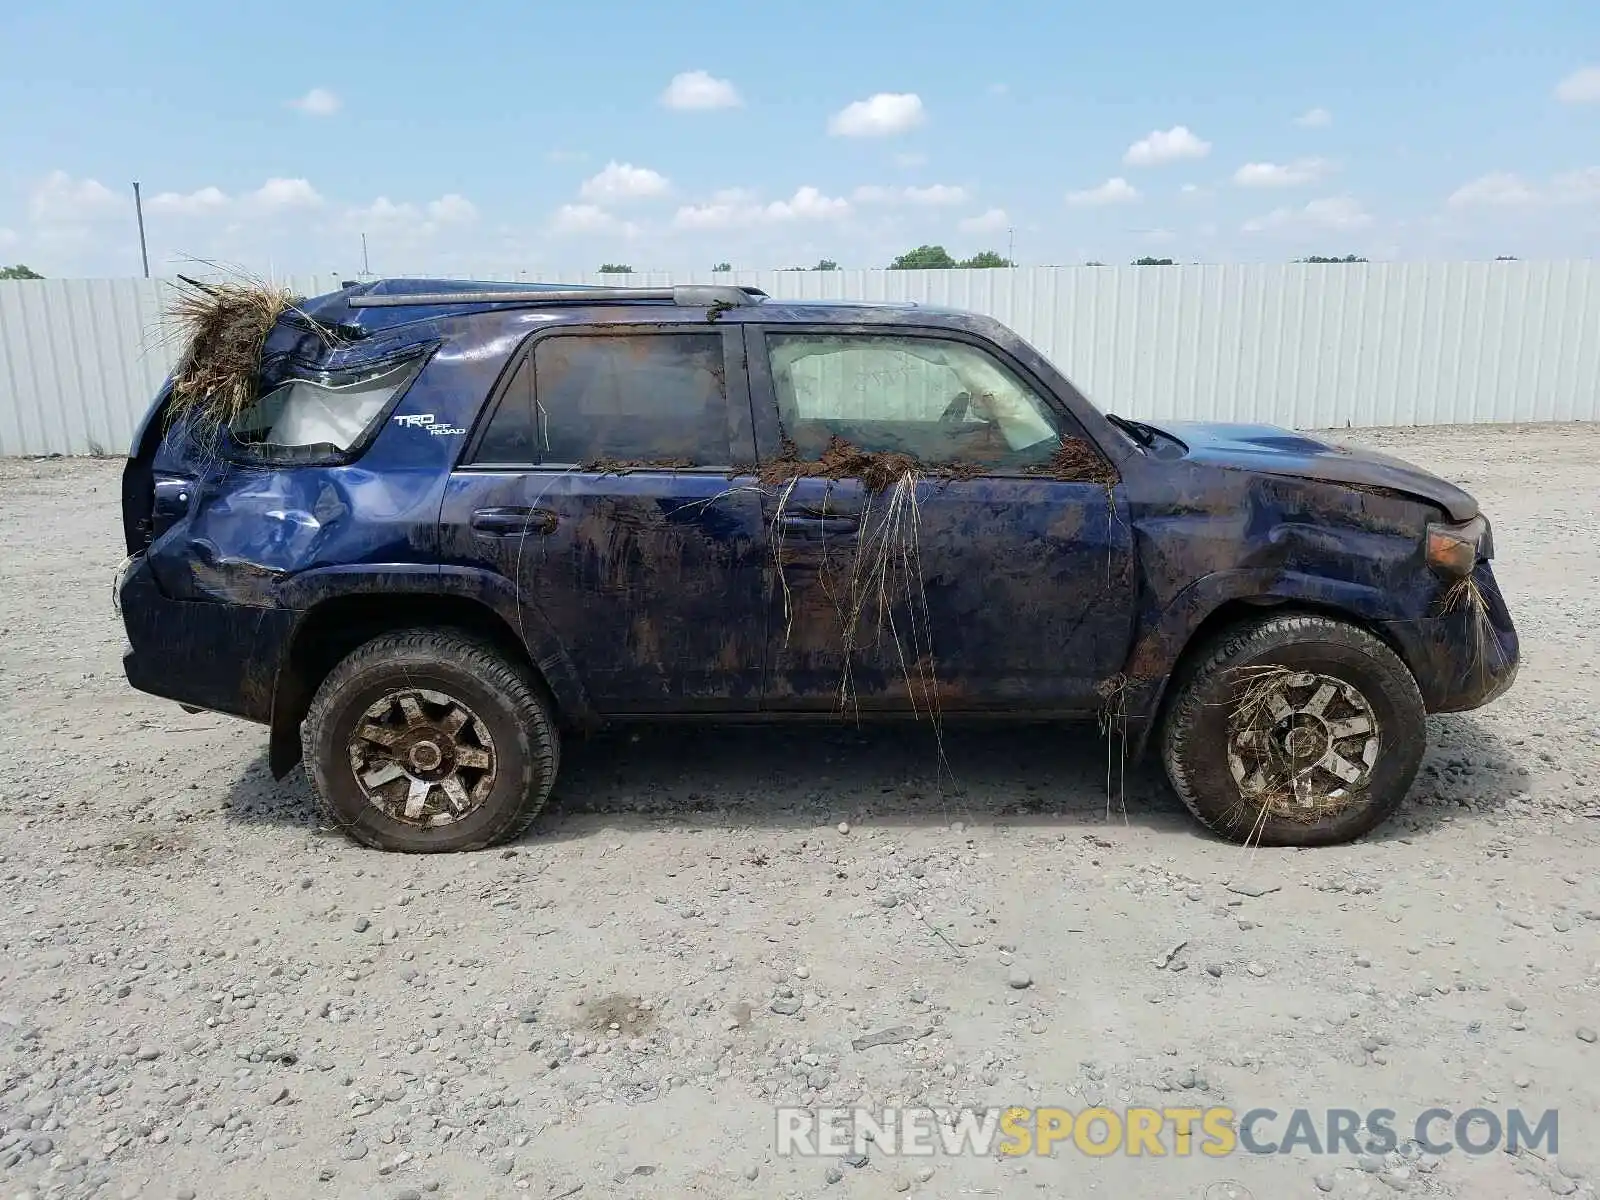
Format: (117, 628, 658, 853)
(958, 207, 1008, 234)
(30, 171, 122, 223)
(248, 178, 323, 211)
(852, 184, 967, 206)
(349, 198, 414, 226)
(289, 87, 341, 116)
(550, 203, 638, 237)
(672, 187, 766, 229)
(147, 186, 230, 216)
(552, 204, 611, 233)
(1447, 172, 1539, 208)
(828, 93, 925, 137)
(1295, 107, 1333, 128)
(1449, 167, 1600, 208)
(1233, 158, 1334, 188)
(579, 162, 671, 202)
(1066, 177, 1141, 206)
(904, 184, 966, 206)
(673, 186, 851, 229)
(673, 200, 746, 230)
(660, 70, 742, 110)
(0, 227, 17, 250)
(426, 194, 478, 223)
(346, 194, 479, 240)
(1302, 197, 1373, 229)
(1123, 126, 1211, 167)
(764, 186, 851, 220)
(1243, 195, 1373, 233)
(133, 179, 335, 221)
(1555, 67, 1600, 104)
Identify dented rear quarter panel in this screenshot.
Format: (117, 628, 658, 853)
(145, 311, 531, 607)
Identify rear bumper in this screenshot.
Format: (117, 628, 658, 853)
(1381, 564, 1519, 714)
(118, 554, 293, 723)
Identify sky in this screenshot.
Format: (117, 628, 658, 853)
(1, 0, 1598, 278)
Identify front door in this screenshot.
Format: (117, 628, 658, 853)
(747, 325, 1135, 715)
(440, 324, 768, 713)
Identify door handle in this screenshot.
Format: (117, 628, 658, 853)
(796, 504, 860, 520)
(777, 513, 859, 537)
(471, 506, 558, 536)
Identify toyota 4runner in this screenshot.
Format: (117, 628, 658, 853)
(117, 280, 1518, 851)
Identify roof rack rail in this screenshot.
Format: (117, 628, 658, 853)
(348, 284, 767, 309)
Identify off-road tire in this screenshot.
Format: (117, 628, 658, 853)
(1160, 613, 1425, 847)
(301, 628, 560, 852)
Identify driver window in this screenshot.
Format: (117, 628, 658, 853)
(767, 332, 1061, 469)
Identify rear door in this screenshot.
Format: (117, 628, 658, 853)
(747, 324, 1136, 714)
(439, 323, 768, 713)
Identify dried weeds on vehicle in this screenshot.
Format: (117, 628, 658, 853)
(757, 435, 923, 494)
(580, 456, 695, 476)
(1026, 436, 1120, 485)
(163, 277, 296, 430)
(759, 430, 1118, 782)
(1095, 672, 1132, 821)
(1438, 571, 1512, 687)
(760, 434, 949, 776)
(759, 433, 1116, 492)
(1221, 664, 1359, 838)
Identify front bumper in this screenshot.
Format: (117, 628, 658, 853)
(118, 554, 294, 723)
(1381, 564, 1519, 714)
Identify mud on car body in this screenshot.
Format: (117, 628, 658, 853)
(117, 279, 1519, 852)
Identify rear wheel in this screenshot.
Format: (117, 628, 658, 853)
(1160, 613, 1425, 847)
(301, 629, 560, 852)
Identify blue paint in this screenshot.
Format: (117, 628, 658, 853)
(116, 278, 1520, 775)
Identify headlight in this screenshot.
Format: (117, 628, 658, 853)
(1425, 514, 1490, 577)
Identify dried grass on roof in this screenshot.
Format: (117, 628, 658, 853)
(159, 274, 301, 449)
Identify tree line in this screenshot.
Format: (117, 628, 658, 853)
(0, 255, 1530, 283)
(596, 250, 1523, 273)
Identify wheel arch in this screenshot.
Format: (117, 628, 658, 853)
(1126, 573, 1421, 762)
(268, 579, 593, 780)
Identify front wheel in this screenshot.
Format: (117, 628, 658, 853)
(1160, 613, 1426, 847)
(301, 629, 560, 852)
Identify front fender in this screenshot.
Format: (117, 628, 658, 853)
(1120, 568, 1415, 755)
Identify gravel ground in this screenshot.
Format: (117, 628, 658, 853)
(1, 422, 1597, 1200)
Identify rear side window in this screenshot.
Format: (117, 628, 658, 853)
(229, 358, 420, 459)
(472, 332, 730, 466)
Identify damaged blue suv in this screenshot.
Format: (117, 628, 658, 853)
(118, 279, 1518, 852)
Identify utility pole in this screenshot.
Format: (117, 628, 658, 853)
(361, 232, 370, 276)
(1007, 227, 1015, 266)
(132, 182, 150, 278)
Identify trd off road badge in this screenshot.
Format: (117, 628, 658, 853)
(393, 413, 466, 436)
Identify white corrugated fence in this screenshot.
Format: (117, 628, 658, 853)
(2, 263, 1597, 456)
